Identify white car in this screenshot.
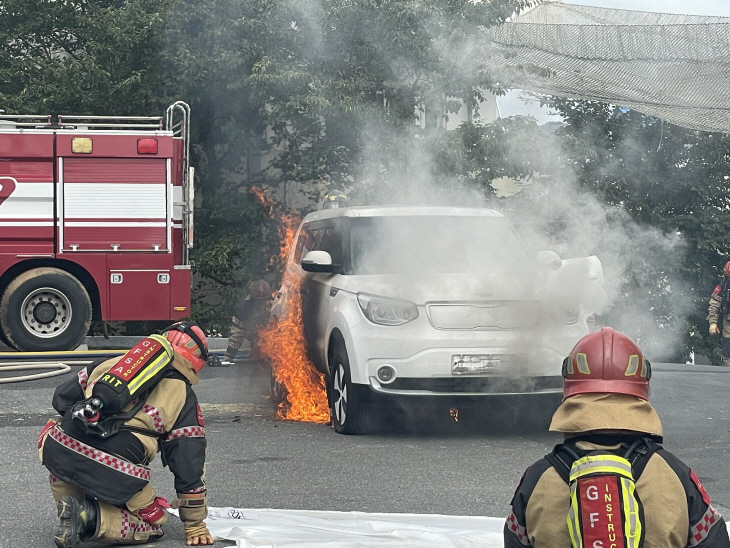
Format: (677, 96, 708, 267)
(271, 206, 605, 434)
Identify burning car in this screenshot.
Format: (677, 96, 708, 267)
(269, 206, 605, 434)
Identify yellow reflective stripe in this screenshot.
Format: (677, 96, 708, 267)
(149, 333, 174, 354)
(640, 358, 648, 378)
(569, 455, 634, 482)
(622, 477, 642, 547)
(625, 354, 639, 376)
(571, 465, 633, 483)
(127, 354, 168, 395)
(567, 482, 583, 548)
(576, 353, 590, 374)
(126, 335, 174, 395)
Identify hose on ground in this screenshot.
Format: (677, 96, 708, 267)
(0, 362, 72, 384)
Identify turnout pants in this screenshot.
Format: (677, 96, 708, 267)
(722, 322, 730, 367)
(49, 476, 162, 544)
(226, 317, 259, 359)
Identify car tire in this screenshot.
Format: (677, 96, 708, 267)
(329, 341, 368, 435)
(0, 268, 92, 352)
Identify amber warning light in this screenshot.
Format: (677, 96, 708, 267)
(137, 138, 158, 154)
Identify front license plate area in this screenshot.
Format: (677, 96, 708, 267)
(452, 354, 502, 375)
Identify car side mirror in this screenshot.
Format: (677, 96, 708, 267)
(536, 250, 562, 271)
(301, 250, 336, 273)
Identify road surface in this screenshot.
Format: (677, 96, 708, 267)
(1, 358, 728, 547)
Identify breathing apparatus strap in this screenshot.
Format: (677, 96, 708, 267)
(160, 322, 208, 361)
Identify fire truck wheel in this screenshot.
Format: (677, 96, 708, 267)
(0, 324, 13, 349)
(329, 341, 368, 435)
(0, 267, 92, 352)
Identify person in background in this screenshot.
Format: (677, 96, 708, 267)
(504, 327, 728, 548)
(708, 261, 730, 366)
(222, 279, 272, 366)
(322, 188, 348, 209)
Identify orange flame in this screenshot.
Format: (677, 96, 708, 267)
(254, 190, 330, 424)
(251, 185, 276, 217)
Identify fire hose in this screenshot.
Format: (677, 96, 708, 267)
(0, 349, 226, 384)
(0, 350, 127, 384)
(0, 361, 72, 384)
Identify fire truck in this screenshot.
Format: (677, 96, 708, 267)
(0, 101, 194, 352)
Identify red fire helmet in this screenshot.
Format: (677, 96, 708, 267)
(723, 261, 730, 277)
(162, 322, 208, 372)
(562, 327, 651, 401)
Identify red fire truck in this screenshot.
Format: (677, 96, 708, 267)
(0, 101, 194, 351)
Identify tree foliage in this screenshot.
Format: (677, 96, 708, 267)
(541, 98, 730, 363)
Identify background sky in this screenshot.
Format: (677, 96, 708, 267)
(498, 0, 730, 121)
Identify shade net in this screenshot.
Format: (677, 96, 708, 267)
(484, 1, 730, 132)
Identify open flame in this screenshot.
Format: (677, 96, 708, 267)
(254, 189, 330, 424)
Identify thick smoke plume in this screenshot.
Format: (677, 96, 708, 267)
(229, 1, 693, 364)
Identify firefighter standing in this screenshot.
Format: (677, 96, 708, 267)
(708, 261, 730, 367)
(222, 279, 272, 365)
(322, 188, 348, 209)
(504, 327, 728, 548)
(39, 322, 214, 547)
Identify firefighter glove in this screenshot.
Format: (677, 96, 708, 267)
(710, 323, 720, 335)
(185, 521, 214, 545)
(138, 497, 168, 526)
(171, 492, 208, 524)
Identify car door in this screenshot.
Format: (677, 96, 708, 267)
(301, 219, 343, 372)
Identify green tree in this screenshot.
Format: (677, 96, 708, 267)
(0, 0, 176, 114)
(541, 98, 730, 363)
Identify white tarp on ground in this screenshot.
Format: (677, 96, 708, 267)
(198, 507, 505, 548)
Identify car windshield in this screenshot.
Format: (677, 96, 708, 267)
(349, 215, 528, 274)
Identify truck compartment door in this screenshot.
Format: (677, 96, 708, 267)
(61, 158, 168, 252)
(0, 133, 54, 254)
(108, 269, 171, 321)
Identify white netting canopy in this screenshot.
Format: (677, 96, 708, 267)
(485, 1, 730, 132)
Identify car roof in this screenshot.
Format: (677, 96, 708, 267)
(302, 205, 504, 223)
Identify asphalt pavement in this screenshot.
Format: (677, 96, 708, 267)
(2, 357, 729, 548)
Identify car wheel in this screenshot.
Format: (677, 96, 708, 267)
(0, 268, 92, 352)
(329, 341, 368, 435)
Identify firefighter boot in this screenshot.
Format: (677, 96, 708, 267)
(54, 495, 98, 548)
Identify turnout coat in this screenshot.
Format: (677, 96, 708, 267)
(39, 353, 207, 507)
(504, 393, 729, 548)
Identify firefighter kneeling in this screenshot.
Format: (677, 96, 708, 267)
(39, 322, 215, 547)
(504, 327, 729, 548)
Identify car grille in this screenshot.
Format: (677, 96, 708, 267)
(385, 376, 562, 393)
(426, 301, 539, 330)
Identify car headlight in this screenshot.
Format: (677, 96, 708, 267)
(551, 305, 580, 325)
(357, 293, 419, 326)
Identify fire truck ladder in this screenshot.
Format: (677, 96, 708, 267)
(166, 101, 193, 266)
(0, 114, 53, 127)
(57, 114, 163, 129)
